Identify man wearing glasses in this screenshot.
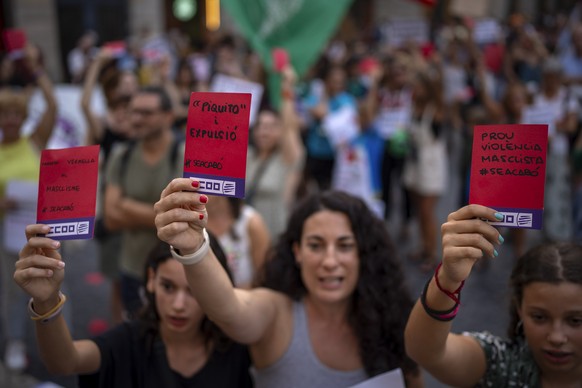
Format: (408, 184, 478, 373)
(103, 86, 184, 319)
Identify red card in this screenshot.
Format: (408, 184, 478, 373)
(3, 29, 26, 59)
(272, 47, 289, 72)
(414, 0, 436, 6)
(420, 42, 436, 59)
(2, 28, 26, 52)
(358, 57, 380, 75)
(102, 40, 126, 57)
(37, 145, 100, 240)
(469, 124, 548, 229)
(184, 92, 251, 197)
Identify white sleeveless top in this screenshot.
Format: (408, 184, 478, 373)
(402, 105, 447, 195)
(218, 205, 256, 286)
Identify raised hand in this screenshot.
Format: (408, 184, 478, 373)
(14, 224, 65, 304)
(440, 205, 504, 285)
(23, 43, 42, 72)
(154, 178, 208, 255)
(281, 65, 297, 87)
(95, 46, 116, 64)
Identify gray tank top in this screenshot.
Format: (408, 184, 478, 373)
(251, 301, 367, 388)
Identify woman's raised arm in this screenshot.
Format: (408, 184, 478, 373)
(405, 205, 504, 386)
(154, 178, 283, 344)
(14, 224, 101, 375)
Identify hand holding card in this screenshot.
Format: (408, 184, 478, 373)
(183, 92, 251, 198)
(37, 145, 100, 240)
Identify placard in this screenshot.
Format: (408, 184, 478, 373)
(23, 84, 107, 149)
(381, 20, 429, 47)
(469, 124, 548, 229)
(322, 105, 360, 147)
(210, 74, 263, 126)
(348, 368, 405, 388)
(184, 92, 251, 198)
(37, 145, 100, 239)
(451, 0, 489, 18)
(473, 19, 502, 44)
(2, 28, 26, 52)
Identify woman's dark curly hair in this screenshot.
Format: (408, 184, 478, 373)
(138, 233, 234, 353)
(508, 242, 582, 340)
(258, 190, 418, 378)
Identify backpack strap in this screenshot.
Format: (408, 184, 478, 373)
(119, 140, 137, 185)
(169, 135, 181, 172)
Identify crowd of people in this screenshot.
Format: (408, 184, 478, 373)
(2, 3, 582, 387)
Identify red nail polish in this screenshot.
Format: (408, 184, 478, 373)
(199, 214, 204, 220)
(200, 195, 208, 204)
(191, 181, 200, 188)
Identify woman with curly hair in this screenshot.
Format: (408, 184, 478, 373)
(154, 180, 423, 387)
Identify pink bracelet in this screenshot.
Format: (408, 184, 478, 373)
(434, 262, 464, 304)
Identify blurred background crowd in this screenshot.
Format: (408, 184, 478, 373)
(2, 0, 582, 386)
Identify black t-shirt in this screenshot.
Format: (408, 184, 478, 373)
(78, 321, 253, 388)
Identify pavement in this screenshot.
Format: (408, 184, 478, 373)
(0, 132, 544, 387)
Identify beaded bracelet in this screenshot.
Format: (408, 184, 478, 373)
(28, 292, 67, 324)
(170, 228, 210, 265)
(420, 277, 460, 322)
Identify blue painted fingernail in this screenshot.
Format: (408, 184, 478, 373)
(494, 212, 504, 221)
(493, 249, 499, 257)
(498, 235, 504, 244)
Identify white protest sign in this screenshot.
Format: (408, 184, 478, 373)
(348, 368, 405, 388)
(382, 20, 429, 47)
(23, 84, 107, 149)
(374, 107, 410, 139)
(332, 143, 384, 219)
(322, 104, 359, 148)
(451, 0, 489, 18)
(210, 74, 264, 126)
(141, 35, 172, 64)
(473, 19, 502, 44)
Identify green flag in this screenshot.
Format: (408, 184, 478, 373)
(222, 0, 354, 107)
